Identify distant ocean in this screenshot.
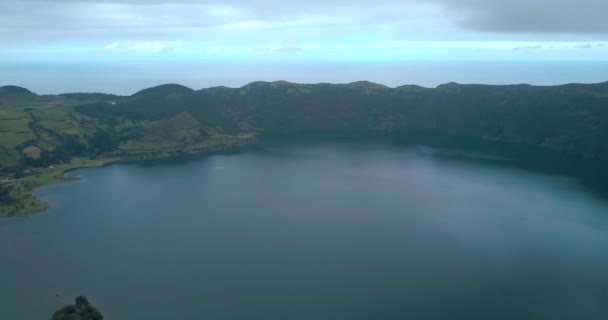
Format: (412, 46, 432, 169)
(2, 61, 608, 95)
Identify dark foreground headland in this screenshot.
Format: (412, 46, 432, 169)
(50, 296, 103, 320)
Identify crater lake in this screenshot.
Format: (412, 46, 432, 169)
(2, 142, 608, 320)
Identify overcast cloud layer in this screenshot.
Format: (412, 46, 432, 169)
(3, 0, 608, 43)
(2, 0, 608, 92)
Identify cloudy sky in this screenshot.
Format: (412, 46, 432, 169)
(2, 0, 608, 93)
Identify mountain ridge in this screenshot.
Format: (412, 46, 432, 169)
(1, 79, 608, 216)
(64, 79, 608, 160)
(5, 80, 608, 96)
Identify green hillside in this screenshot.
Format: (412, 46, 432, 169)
(1, 81, 608, 217)
(0, 86, 253, 217)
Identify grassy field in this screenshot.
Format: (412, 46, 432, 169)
(119, 112, 218, 154)
(0, 107, 36, 166)
(32, 107, 97, 137)
(0, 104, 104, 168)
(0, 107, 37, 147)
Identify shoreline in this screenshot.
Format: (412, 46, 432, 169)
(0, 138, 255, 218)
(4, 134, 607, 218)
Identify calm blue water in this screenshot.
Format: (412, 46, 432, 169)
(1, 143, 608, 320)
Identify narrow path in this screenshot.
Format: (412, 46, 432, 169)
(9, 179, 23, 196)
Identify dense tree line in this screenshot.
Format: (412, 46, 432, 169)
(87, 130, 120, 155)
(0, 185, 11, 205)
(75, 81, 608, 160)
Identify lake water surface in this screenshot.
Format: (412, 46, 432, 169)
(2, 143, 608, 320)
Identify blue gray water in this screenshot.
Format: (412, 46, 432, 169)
(1, 143, 608, 320)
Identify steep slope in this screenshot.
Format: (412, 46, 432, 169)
(73, 80, 608, 160)
(193, 81, 608, 159)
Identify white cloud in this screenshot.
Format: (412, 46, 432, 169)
(104, 41, 185, 53)
(513, 45, 542, 50)
(105, 41, 120, 49)
(254, 46, 304, 52)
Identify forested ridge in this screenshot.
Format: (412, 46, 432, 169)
(72, 80, 608, 160)
(1, 80, 608, 216)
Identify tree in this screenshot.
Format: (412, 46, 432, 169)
(88, 130, 119, 155)
(0, 185, 11, 205)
